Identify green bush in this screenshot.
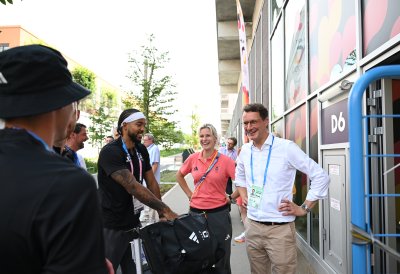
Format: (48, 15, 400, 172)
(160, 148, 184, 157)
(160, 170, 178, 182)
(85, 157, 98, 174)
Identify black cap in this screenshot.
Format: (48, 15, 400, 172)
(0, 44, 91, 118)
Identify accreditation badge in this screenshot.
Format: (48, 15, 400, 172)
(248, 184, 263, 209)
(132, 197, 144, 215)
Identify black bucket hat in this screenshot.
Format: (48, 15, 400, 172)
(0, 44, 90, 118)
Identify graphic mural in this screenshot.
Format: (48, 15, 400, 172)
(285, 0, 306, 110)
(309, 0, 356, 92)
(362, 0, 400, 55)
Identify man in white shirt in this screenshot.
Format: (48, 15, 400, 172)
(235, 103, 330, 274)
(141, 133, 161, 223)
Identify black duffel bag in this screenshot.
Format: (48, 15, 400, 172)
(139, 213, 224, 274)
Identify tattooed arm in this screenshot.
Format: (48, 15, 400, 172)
(111, 169, 177, 220)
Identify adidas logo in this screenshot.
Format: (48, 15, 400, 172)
(0, 72, 8, 84)
(189, 232, 199, 244)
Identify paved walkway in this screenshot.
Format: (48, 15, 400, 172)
(160, 154, 182, 172)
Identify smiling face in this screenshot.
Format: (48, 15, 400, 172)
(73, 126, 88, 149)
(122, 118, 146, 144)
(199, 127, 217, 151)
(242, 111, 269, 144)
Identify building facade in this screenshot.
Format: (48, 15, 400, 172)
(215, 0, 400, 273)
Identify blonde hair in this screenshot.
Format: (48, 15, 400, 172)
(199, 123, 219, 148)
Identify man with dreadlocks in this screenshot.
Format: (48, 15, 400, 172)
(97, 108, 178, 274)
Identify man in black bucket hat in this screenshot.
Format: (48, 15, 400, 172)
(0, 45, 113, 274)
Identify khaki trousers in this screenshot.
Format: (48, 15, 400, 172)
(245, 218, 297, 274)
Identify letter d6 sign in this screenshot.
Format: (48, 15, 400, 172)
(322, 99, 348, 144)
(331, 112, 346, 133)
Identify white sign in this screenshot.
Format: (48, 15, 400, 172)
(331, 112, 346, 133)
(329, 164, 340, 176)
(330, 198, 341, 211)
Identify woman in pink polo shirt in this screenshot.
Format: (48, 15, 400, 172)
(176, 123, 235, 274)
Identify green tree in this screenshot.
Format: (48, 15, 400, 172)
(71, 66, 118, 152)
(71, 66, 97, 113)
(0, 0, 13, 4)
(125, 34, 181, 148)
(185, 112, 200, 149)
(150, 115, 184, 149)
(88, 104, 114, 152)
(101, 87, 119, 119)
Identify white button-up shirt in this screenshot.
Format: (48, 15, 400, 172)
(235, 134, 330, 222)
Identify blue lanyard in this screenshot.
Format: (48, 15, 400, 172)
(64, 145, 80, 166)
(121, 139, 143, 182)
(250, 135, 274, 187)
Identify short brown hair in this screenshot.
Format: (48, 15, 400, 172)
(227, 137, 237, 146)
(243, 103, 268, 120)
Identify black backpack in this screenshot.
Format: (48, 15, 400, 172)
(139, 213, 224, 274)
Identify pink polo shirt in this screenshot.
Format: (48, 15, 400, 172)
(180, 151, 235, 209)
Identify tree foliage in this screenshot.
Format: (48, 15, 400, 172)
(125, 34, 184, 149)
(71, 66, 117, 151)
(0, 0, 13, 5)
(184, 112, 200, 149)
(71, 66, 97, 113)
(88, 105, 114, 152)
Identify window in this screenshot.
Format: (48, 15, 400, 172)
(285, 104, 307, 239)
(308, 0, 356, 92)
(285, 0, 306, 110)
(271, 23, 284, 120)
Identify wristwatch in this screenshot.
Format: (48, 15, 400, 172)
(301, 203, 311, 213)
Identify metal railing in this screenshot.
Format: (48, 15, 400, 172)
(349, 65, 400, 274)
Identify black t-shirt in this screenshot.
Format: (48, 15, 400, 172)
(98, 137, 151, 230)
(0, 128, 107, 274)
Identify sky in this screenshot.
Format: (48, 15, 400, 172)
(0, 0, 221, 134)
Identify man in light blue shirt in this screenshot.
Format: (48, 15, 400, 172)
(143, 133, 161, 182)
(235, 103, 330, 274)
(141, 133, 161, 223)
